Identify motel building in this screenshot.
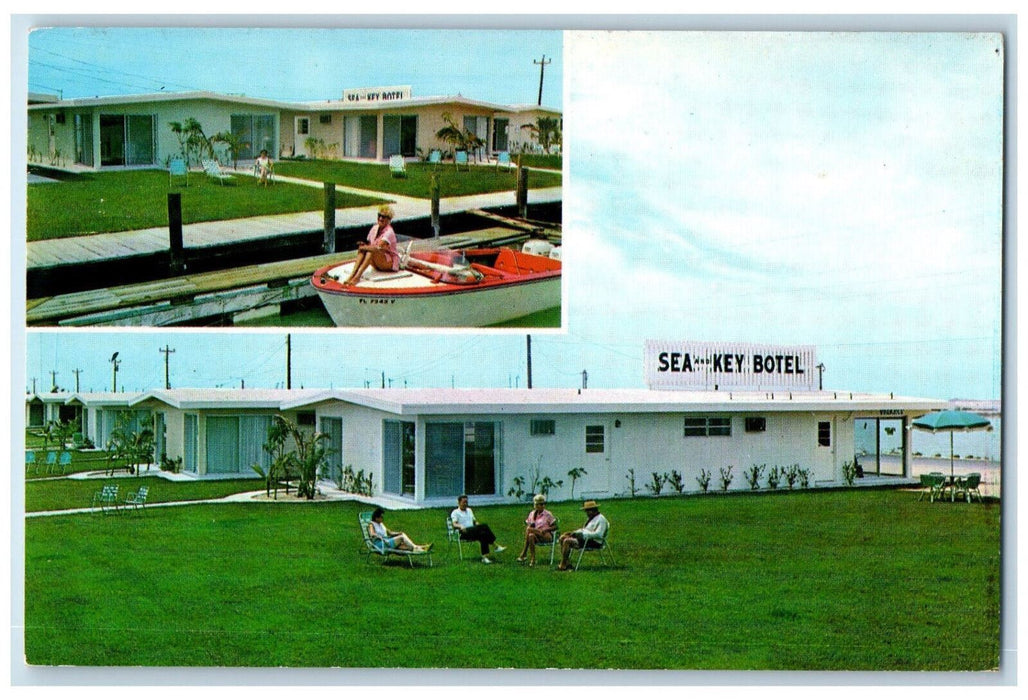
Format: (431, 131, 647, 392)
(97, 342, 949, 504)
(27, 85, 561, 171)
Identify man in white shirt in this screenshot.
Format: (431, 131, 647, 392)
(557, 500, 609, 571)
(450, 494, 506, 564)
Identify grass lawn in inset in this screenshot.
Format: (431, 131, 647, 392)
(27, 169, 386, 241)
(24, 490, 1000, 669)
(274, 159, 562, 198)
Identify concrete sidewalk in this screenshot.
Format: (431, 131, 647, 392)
(26, 170, 562, 270)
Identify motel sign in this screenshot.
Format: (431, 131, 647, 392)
(645, 340, 818, 391)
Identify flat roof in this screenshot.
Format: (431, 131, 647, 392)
(283, 387, 948, 415)
(28, 90, 562, 116)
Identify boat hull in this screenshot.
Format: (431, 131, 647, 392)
(311, 247, 561, 327)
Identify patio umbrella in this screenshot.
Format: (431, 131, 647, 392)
(911, 410, 993, 477)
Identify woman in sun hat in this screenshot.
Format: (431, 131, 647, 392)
(557, 500, 609, 571)
(516, 494, 557, 567)
(342, 204, 399, 286)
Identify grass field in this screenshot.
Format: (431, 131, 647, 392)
(23, 489, 1000, 670)
(274, 159, 562, 198)
(26, 169, 385, 241)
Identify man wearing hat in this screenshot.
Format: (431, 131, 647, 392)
(557, 500, 609, 571)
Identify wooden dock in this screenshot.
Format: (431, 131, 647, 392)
(27, 226, 559, 327)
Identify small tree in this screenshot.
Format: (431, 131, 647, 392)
(253, 416, 291, 499)
(567, 467, 588, 500)
(212, 131, 250, 170)
(719, 465, 735, 492)
(169, 118, 215, 167)
(745, 463, 766, 490)
(696, 468, 712, 493)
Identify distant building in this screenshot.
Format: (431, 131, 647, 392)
(26, 88, 562, 170)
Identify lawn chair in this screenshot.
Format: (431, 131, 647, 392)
(251, 158, 273, 183)
(574, 526, 615, 571)
(124, 486, 149, 512)
(389, 154, 407, 178)
(954, 473, 984, 503)
(26, 450, 36, 474)
(168, 157, 188, 187)
(539, 517, 560, 567)
(454, 150, 470, 171)
(91, 484, 121, 515)
(428, 149, 442, 165)
(58, 451, 72, 475)
(445, 517, 470, 561)
(201, 159, 234, 185)
(45, 451, 58, 474)
(358, 511, 432, 568)
(495, 151, 513, 171)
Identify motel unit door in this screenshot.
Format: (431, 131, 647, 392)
(578, 419, 612, 496)
(294, 117, 311, 157)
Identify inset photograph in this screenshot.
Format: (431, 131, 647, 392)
(25, 28, 563, 328)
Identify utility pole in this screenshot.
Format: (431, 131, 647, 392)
(110, 352, 121, 392)
(285, 334, 292, 390)
(816, 363, 826, 391)
(526, 335, 533, 389)
(160, 345, 176, 389)
(72, 368, 82, 392)
(582, 369, 588, 390)
(49, 370, 58, 392)
(534, 54, 551, 106)
(31, 377, 37, 394)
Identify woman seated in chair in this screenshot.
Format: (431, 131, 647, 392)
(368, 507, 432, 553)
(255, 149, 273, 186)
(516, 494, 557, 567)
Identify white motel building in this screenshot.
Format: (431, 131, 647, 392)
(27, 85, 561, 170)
(31, 343, 949, 504)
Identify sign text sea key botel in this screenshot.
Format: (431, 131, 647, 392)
(645, 341, 818, 391)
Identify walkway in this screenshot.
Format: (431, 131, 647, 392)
(26, 168, 562, 270)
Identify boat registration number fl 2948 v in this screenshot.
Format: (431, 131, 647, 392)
(311, 246, 561, 328)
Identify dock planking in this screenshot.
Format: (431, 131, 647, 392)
(26, 226, 557, 326)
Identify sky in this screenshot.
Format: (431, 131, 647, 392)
(27, 26, 563, 108)
(17, 29, 1005, 401)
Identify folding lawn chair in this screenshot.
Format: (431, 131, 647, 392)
(574, 526, 615, 571)
(358, 511, 432, 568)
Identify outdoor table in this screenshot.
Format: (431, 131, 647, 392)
(940, 475, 968, 502)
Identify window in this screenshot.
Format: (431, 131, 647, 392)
(296, 411, 316, 427)
(531, 419, 555, 436)
(319, 114, 332, 124)
(745, 417, 767, 433)
(585, 425, 605, 453)
(684, 416, 732, 437)
(296, 117, 310, 135)
(818, 421, 831, 447)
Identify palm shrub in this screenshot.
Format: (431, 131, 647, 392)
(668, 469, 685, 494)
(842, 460, 857, 486)
(696, 468, 712, 493)
(253, 417, 291, 498)
(719, 465, 734, 492)
(567, 467, 588, 499)
(785, 464, 800, 490)
(646, 471, 668, 496)
(766, 465, 783, 490)
(745, 463, 766, 490)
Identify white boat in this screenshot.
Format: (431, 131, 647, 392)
(311, 246, 561, 327)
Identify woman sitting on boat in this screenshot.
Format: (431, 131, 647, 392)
(342, 205, 400, 286)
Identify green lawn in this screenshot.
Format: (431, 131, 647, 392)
(25, 475, 263, 512)
(23, 490, 1000, 669)
(274, 158, 562, 198)
(27, 169, 386, 241)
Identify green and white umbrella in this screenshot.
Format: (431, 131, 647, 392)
(911, 410, 993, 477)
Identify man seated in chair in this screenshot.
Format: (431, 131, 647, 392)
(557, 500, 609, 571)
(450, 494, 506, 564)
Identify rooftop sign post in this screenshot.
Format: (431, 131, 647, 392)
(645, 341, 818, 391)
(342, 86, 413, 104)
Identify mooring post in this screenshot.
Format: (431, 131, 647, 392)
(430, 170, 441, 237)
(516, 162, 528, 219)
(323, 182, 336, 253)
(167, 192, 184, 274)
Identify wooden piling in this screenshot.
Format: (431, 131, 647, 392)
(167, 193, 184, 274)
(323, 182, 336, 253)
